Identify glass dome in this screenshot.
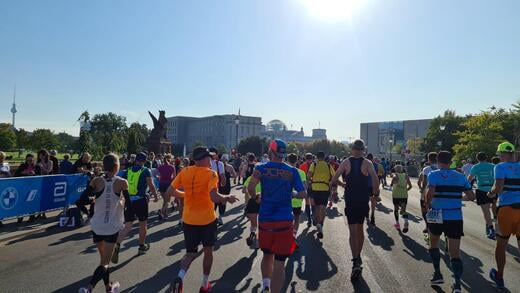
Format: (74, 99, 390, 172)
(266, 119, 287, 132)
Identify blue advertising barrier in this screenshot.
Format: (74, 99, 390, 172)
(0, 174, 89, 220)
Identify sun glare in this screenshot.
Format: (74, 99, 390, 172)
(300, 0, 366, 22)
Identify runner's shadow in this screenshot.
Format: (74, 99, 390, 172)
(121, 259, 182, 293)
(366, 225, 394, 251)
(211, 250, 258, 292)
(294, 231, 338, 291)
(326, 207, 343, 219)
(399, 231, 430, 262)
(375, 203, 392, 214)
(506, 244, 520, 258)
(352, 276, 371, 293)
(440, 249, 494, 292)
(48, 230, 92, 246)
(404, 213, 422, 224)
(214, 216, 247, 250)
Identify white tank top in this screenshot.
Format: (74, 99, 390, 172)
(90, 176, 125, 235)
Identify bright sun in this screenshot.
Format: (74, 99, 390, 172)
(300, 0, 366, 21)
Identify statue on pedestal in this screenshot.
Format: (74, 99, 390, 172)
(146, 110, 172, 154)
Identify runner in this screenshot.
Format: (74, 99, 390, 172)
(488, 142, 520, 290)
(327, 156, 340, 209)
(78, 154, 129, 293)
(380, 158, 389, 187)
(307, 151, 335, 239)
(418, 152, 439, 235)
(112, 152, 158, 263)
(365, 153, 381, 225)
(243, 165, 261, 249)
(216, 154, 237, 225)
(299, 153, 315, 228)
(390, 164, 412, 233)
(242, 153, 257, 182)
(467, 152, 496, 239)
(162, 146, 239, 293)
(247, 139, 306, 293)
(330, 139, 379, 281)
(157, 154, 176, 219)
(425, 151, 475, 293)
(209, 148, 227, 225)
(232, 153, 243, 185)
(287, 153, 307, 244)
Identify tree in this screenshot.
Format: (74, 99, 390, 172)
(15, 128, 31, 153)
(89, 112, 128, 155)
(0, 123, 16, 151)
(31, 129, 60, 151)
(56, 132, 77, 153)
(421, 110, 467, 153)
(237, 136, 268, 156)
(127, 122, 150, 154)
(406, 138, 423, 154)
(216, 144, 228, 155)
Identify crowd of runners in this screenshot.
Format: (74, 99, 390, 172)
(3, 138, 518, 293)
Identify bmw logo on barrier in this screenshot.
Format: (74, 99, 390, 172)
(1, 187, 19, 210)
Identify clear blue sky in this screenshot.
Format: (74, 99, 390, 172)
(1, 0, 519, 141)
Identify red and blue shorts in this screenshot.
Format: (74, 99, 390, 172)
(259, 221, 296, 259)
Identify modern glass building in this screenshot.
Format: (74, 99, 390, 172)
(360, 119, 432, 156)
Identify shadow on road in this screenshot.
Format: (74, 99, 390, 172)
(211, 250, 258, 292)
(366, 225, 394, 251)
(326, 206, 343, 219)
(399, 231, 430, 262)
(352, 276, 371, 293)
(291, 228, 338, 291)
(439, 248, 494, 293)
(121, 259, 182, 293)
(375, 203, 392, 214)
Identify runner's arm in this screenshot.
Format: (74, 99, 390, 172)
(425, 186, 435, 209)
(210, 188, 238, 204)
(417, 172, 424, 189)
(330, 161, 346, 188)
(467, 175, 475, 182)
(119, 180, 132, 209)
(228, 164, 237, 178)
(367, 160, 380, 196)
(462, 189, 475, 201)
(406, 175, 413, 191)
(488, 179, 504, 198)
(247, 170, 260, 196)
(146, 176, 158, 196)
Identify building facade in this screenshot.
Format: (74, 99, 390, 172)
(262, 120, 327, 143)
(360, 119, 432, 156)
(166, 114, 264, 151)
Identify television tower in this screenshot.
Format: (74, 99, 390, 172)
(10, 85, 17, 128)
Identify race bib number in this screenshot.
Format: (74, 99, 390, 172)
(426, 209, 443, 224)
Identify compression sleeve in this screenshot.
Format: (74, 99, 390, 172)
(122, 189, 132, 209)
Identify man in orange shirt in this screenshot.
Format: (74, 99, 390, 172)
(162, 146, 239, 293)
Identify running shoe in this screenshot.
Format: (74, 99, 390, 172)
(199, 282, 212, 293)
(370, 215, 375, 225)
(489, 268, 505, 290)
(262, 287, 270, 293)
(487, 227, 496, 240)
(111, 243, 120, 264)
(78, 287, 91, 293)
(402, 222, 409, 234)
(138, 243, 150, 255)
(172, 277, 184, 293)
(107, 281, 120, 293)
(217, 217, 224, 226)
(451, 283, 461, 293)
(246, 232, 256, 247)
(307, 220, 312, 228)
(430, 272, 444, 285)
(350, 258, 363, 281)
(422, 228, 428, 234)
(327, 201, 333, 209)
(317, 231, 324, 239)
(394, 223, 400, 230)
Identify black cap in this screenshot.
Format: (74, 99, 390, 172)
(209, 147, 218, 155)
(193, 147, 216, 161)
(352, 139, 365, 151)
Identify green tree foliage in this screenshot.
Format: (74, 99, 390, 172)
(56, 132, 77, 152)
(421, 110, 467, 153)
(90, 112, 128, 155)
(31, 129, 60, 151)
(216, 144, 228, 155)
(237, 136, 268, 156)
(0, 123, 16, 151)
(304, 139, 350, 157)
(406, 138, 422, 154)
(126, 122, 150, 154)
(15, 128, 31, 151)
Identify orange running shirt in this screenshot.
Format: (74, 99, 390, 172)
(171, 166, 218, 225)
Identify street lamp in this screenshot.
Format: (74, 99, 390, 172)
(235, 115, 240, 148)
(389, 139, 393, 161)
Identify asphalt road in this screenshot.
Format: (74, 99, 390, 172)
(1, 182, 519, 293)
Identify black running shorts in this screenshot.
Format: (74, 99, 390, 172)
(292, 207, 302, 216)
(392, 198, 408, 206)
(246, 198, 260, 214)
(311, 191, 330, 206)
(183, 220, 218, 253)
(428, 220, 464, 239)
(92, 231, 118, 244)
(124, 198, 148, 222)
(344, 201, 369, 225)
(475, 189, 495, 206)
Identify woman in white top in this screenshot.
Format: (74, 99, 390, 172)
(79, 154, 130, 293)
(0, 151, 10, 177)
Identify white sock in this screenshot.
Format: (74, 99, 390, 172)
(178, 269, 186, 280)
(262, 278, 271, 289)
(201, 274, 209, 287)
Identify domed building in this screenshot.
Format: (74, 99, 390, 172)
(266, 119, 287, 132)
